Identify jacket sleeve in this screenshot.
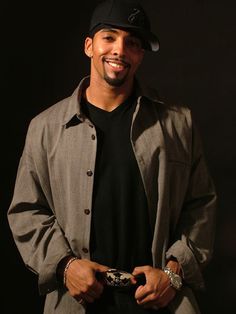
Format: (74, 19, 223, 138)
(166, 118, 217, 291)
(7, 121, 74, 295)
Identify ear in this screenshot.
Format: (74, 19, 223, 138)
(84, 37, 93, 58)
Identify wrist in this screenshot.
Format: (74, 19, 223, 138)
(63, 256, 78, 287)
(163, 265, 183, 291)
(164, 258, 183, 291)
(57, 255, 77, 285)
(166, 259, 181, 276)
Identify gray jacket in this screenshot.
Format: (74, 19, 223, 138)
(8, 77, 217, 314)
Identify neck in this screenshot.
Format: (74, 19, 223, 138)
(85, 77, 134, 112)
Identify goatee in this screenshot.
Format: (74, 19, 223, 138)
(104, 73, 126, 87)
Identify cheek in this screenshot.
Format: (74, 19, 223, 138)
(131, 55, 143, 71)
(96, 45, 110, 55)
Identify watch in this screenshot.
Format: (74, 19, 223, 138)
(163, 266, 182, 290)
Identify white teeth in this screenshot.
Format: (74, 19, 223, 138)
(108, 62, 123, 68)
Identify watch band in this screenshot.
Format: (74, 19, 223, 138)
(163, 266, 182, 290)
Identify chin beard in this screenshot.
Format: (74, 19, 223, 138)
(104, 73, 127, 87)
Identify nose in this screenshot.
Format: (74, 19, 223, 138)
(112, 38, 126, 57)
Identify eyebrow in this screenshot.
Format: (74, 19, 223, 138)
(99, 28, 140, 39)
(100, 28, 119, 34)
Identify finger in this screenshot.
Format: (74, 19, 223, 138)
(88, 280, 104, 298)
(135, 285, 151, 302)
(142, 286, 176, 309)
(84, 281, 104, 303)
(130, 275, 137, 285)
(80, 278, 104, 299)
(95, 264, 110, 273)
(135, 285, 144, 299)
(137, 291, 160, 307)
(132, 265, 150, 276)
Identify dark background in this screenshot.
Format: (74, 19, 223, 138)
(2, 0, 236, 313)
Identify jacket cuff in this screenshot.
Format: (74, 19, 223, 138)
(37, 248, 75, 295)
(166, 240, 205, 290)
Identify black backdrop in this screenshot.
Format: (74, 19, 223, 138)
(2, 1, 236, 313)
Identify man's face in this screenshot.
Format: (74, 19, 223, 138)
(85, 28, 145, 87)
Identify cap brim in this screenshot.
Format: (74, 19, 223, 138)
(139, 29, 160, 52)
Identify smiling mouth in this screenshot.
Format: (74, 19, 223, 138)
(107, 61, 125, 69)
(104, 58, 130, 71)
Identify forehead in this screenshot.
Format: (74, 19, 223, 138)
(95, 27, 140, 39)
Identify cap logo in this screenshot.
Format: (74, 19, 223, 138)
(128, 8, 141, 24)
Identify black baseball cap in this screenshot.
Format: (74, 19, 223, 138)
(89, 0, 160, 52)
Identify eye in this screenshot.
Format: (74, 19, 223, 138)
(126, 37, 142, 50)
(103, 35, 115, 42)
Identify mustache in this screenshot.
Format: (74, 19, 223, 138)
(102, 56, 130, 68)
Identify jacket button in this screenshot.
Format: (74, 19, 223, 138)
(87, 170, 93, 176)
(84, 209, 90, 215)
(82, 248, 89, 253)
(91, 134, 96, 140)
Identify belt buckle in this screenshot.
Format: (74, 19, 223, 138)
(104, 269, 134, 287)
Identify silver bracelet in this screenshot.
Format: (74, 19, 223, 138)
(63, 257, 78, 286)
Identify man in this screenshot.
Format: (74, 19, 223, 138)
(8, 0, 217, 313)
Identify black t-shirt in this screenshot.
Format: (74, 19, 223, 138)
(82, 95, 152, 272)
(81, 96, 169, 314)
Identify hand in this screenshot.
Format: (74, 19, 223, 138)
(132, 265, 176, 310)
(65, 258, 109, 304)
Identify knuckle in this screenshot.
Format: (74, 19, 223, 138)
(81, 286, 88, 293)
(87, 279, 94, 287)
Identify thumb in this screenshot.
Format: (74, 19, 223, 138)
(95, 263, 110, 273)
(132, 266, 146, 276)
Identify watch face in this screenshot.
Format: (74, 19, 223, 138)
(164, 267, 182, 290)
(172, 275, 182, 289)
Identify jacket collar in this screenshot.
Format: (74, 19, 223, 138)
(62, 76, 163, 125)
